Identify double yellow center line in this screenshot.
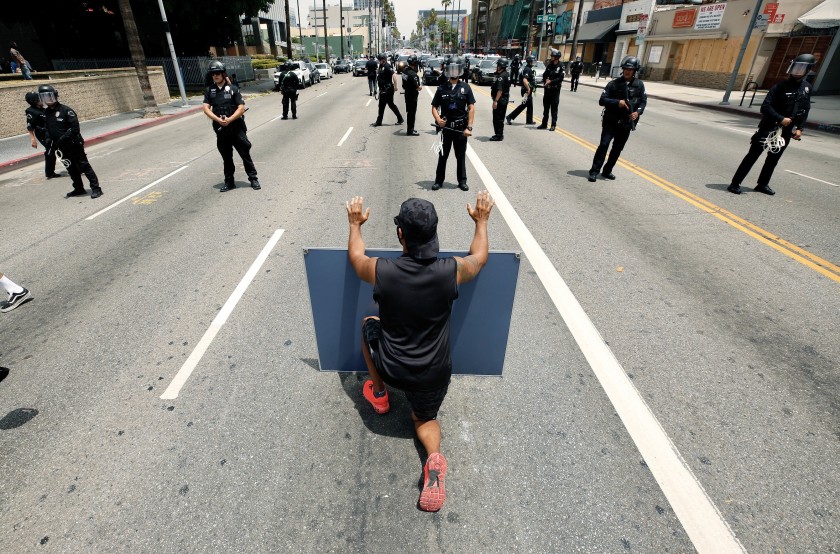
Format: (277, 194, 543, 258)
(471, 85, 840, 284)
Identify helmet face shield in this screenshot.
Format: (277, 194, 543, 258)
(39, 91, 57, 106)
(786, 60, 811, 78)
(445, 62, 463, 79)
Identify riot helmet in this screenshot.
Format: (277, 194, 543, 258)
(526, 55, 535, 65)
(620, 56, 641, 72)
(444, 56, 464, 79)
(25, 91, 40, 107)
(396, 60, 407, 74)
(407, 54, 419, 67)
(514, 54, 521, 60)
(377, 52, 387, 62)
(38, 84, 58, 106)
(575, 56, 581, 62)
(207, 60, 226, 74)
(550, 49, 561, 60)
(496, 58, 509, 69)
(786, 53, 816, 79)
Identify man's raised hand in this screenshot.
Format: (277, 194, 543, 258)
(346, 196, 371, 226)
(467, 190, 495, 223)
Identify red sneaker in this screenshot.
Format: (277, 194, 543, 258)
(419, 452, 447, 512)
(363, 380, 390, 414)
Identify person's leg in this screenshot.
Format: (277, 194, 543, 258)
(508, 101, 523, 121)
(75, 147, 101, 193)
(0, 272, 25, 296)
(217, 133, 236, 183)
(454, 134, 468, 189)
(374, 95, 386, 125)
(756, 141, 789, 189)
(539, 95, 550, 127)
(550, 91, 559, 127)
(361, 317, 386, 393)
(406, 95, 417, 132)
(590, 126, 614, 176)
(60, 146, 86, 194)
(406, 384, 449, 511)
(0, 271, 31, 312)
(291, 95, 297, 118)
(387, 93, 403, 122)
(232, 129, 258, 184)
(412, 415, 441, 454)
(731, 138, 765, 187)
(526, 95, 534, 123)
(602, 127, 631, 175)
(282, 94, 289, 117)
(434, 132, 453, 186)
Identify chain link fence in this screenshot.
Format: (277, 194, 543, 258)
(51, 57, 255, 89)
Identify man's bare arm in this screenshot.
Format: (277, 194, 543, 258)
(455, 191, 494, 285)
(346, 196, 377, 284)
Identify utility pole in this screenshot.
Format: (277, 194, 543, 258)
(322, 0, 329, 61)
(537, 0, 548, 61)
(339, 0, 345, 59)
(721, 0, 762, 104)
(568, 0, 585, 70)
(368, 0, 372, 56)
(525, 0, 537, 57)
(284, 0, 293, 58)
(296, 0, 304, 59)
(156, 0, 187, 107)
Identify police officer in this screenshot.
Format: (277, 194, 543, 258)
(537, 49, 565, 131)
(366, 56, 378, 96)
(728, 54, 815, 196)
(373, 53, 404, 127)
(461, 55, 471, 82)
(39, 85, 103, 199)
(402, 55, 423, 136)
(569, 56, 583, 92)
(510, 54, 521, 84)
(439, 54, 452, 86)
(587, 56, 647, 182)
(202, 60, 261, 192)
(431, 57, 476, 191)
(25, 91, 61, 180)
(489, 58, 511, 141)
(278, 62, 301, 120)
(506, 55, 536, 125)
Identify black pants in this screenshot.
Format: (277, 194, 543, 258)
(216, 124, 257, 182)
(590, 125, 632, 175)
(405, 93, 418, 132)
(57, 143, 99, 191)
(570, 73, 580, 91)
(38, 137, 57, 177)
(508, 93, 533, 123)
(731, 129, 791, 187)
(282, 92, 297, 117)
(542, 88, 560, 126)
(510, 68, 520, 84)
(435, 130, 467, 185)
(492, 96, 509, 137)
(375, 90, 402, 124)
(367, 76, 377, 95)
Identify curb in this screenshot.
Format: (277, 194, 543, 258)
(0, 105, 204, 175)
(578, 81, 840, 136)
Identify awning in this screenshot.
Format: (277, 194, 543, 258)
(798, 0, 840, 28)
(575, 19, 619, 42)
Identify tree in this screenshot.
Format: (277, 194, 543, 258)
(117, 0, 161, 118)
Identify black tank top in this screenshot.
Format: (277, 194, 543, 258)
(374, 255, 458, 391)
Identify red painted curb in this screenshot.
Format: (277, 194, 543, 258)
(0, 105, 204, 174)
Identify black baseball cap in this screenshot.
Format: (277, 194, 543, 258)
(394, 198, 439, 260)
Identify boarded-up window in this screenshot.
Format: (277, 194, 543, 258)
(761, 36, 832, 89)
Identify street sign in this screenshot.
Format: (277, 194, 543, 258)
(754, 13, 769, 30)
(536, 14, 557, 23)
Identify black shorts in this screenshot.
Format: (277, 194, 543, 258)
(362, 318, 450, 421)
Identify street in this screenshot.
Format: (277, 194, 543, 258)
(1, 73, 839, 552)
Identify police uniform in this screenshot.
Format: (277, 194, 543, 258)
(569, 59, 583, 91)
(729, 78, 811, 195)
(510, 57, 521, 84)
(432, 80, 475, 190)
(490, 67, 511, 140)
(588, 74, 647, 180)
(203, 81, 259, 189)
(507, 63, 535, 124)
(539, 61, 564, 129)
(44, 102, 102, 198)
(366, 58, 378, 95)
(279, 69, 300, 119)
(25, 103, 59, 178)
(403, 65, 421, 135)
(374, 62, 403, 126)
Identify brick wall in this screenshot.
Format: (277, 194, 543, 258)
(0, 67, 170, 139)
(674, 69, 747, 90)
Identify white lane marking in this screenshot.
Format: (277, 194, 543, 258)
(160, 229, 285, 399)
(316, 92, 328, 98)
(724, 127, 754, 135)
(785, 170, 838, 187)
(365, 98, 372, 107)
(337, 127, 354, 147)
(87, 147, 125, 160)
(465, 147, 745, 553)
(270, 114, 284, 122)
(86, 165, 189, 220)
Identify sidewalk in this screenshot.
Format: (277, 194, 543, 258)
(577, 76, 840, 135)
(0, 78, 277, 174)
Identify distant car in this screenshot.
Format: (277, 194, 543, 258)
(314, 62, 333, 79)
(532, 61, 546, 87)
(423, 58, 443, 85)
(470, 59, 497, 85)
(353, 60, 368, 76)
(274, 60, 311, 90)
(334, 60, 352, 74)
(305, 62, 320, 85)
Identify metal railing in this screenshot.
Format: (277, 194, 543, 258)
(51, 57, 256, 88)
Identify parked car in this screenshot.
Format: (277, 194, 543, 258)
(423, 58, 443, 85)
(334, 60, 352, 74)
(314, 62, 333, 79)
(353, 60, 369, 76)
(273, 60, 311, 90)
(532, 61, 546, 87)
(470, 59, 497, 85)
(305, 62, 320, 85)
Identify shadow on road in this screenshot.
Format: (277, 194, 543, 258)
(0, 407, 38, 430)
(705, 183, 738, 193)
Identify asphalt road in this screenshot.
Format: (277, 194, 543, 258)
(1, 73, 838, 553)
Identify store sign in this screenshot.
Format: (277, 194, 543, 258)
(763, 2, 778, 18)
(637, 14, 649, 36)
(673, 8, 697, 28)
(694, 2, 726, 30)
(771, 13, 785, 23)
